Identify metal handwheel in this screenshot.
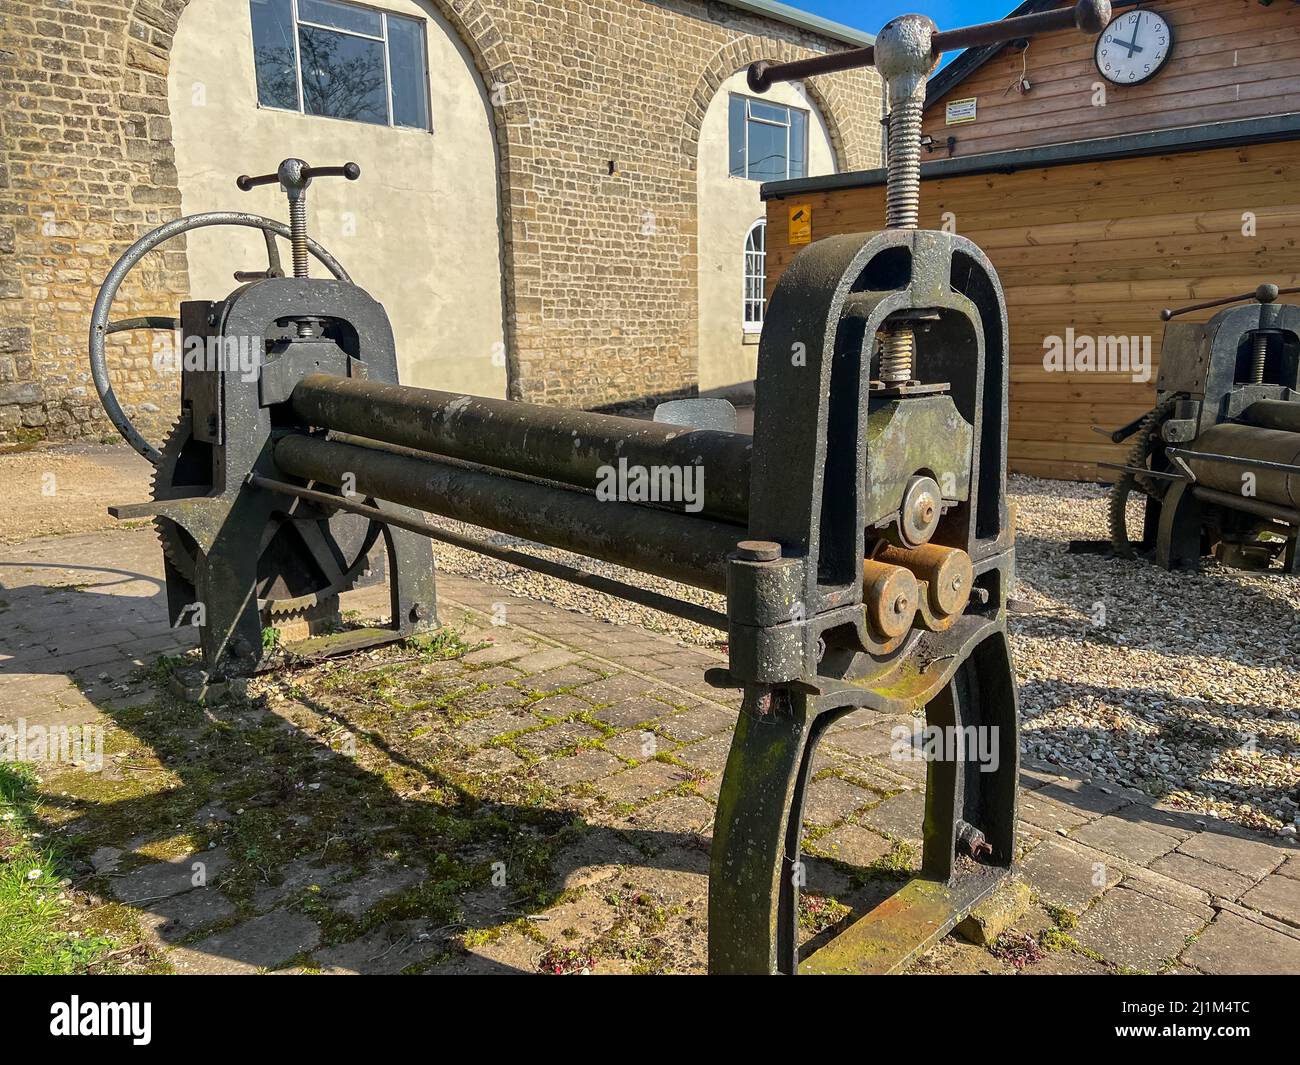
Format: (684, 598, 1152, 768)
(88, 211, 350, 465)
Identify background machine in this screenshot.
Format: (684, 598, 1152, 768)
(1107, 284, 1300, 572)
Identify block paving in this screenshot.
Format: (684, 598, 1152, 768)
(1, 525, 1297, 974)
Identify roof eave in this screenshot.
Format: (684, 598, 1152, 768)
(720, 0, 875, 48)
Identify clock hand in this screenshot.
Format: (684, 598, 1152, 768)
(1123, 13, 1145, 57)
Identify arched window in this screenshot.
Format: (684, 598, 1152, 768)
(743, 219, 766, 333)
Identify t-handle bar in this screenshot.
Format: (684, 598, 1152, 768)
(234, 159, 362, 292)
(237, 160, 361, 192)
(748, 1, 1111, 92)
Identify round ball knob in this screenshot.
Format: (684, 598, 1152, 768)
(1074, 1, 1113, 34)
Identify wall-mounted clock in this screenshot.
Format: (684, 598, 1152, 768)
(1094, 8, 1174, 86)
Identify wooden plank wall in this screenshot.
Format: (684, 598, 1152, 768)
(924, 0, 1300, 158)
(764, 140, 1300, 481)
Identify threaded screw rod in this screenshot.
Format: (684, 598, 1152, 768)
(874, 15, 936, 385)
(1251, 332, 1268, 384)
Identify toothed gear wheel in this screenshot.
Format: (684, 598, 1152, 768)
(1108, 398, 1178, 559)
(152, 417, 203, 580)
(152, 418, 382, 615)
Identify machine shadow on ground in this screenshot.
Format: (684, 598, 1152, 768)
(0, 555, 913, 973)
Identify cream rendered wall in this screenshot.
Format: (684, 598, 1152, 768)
(697, 72, 835, 394)
(168, 0, 506, 396)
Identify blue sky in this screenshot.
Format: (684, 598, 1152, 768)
(795, 0, 1019, 65)
(797, 0, 1016, 34)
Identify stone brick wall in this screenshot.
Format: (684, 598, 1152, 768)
(0, 0, 191, 444)
(0, 0, 882, 443)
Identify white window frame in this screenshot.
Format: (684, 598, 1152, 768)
(251, 0, 432, 131)
(743, 218, 767, 334)
(730, 95, 808, 182)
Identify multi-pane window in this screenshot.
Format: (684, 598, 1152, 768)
(728, 95, 807, 182)
(743, 220, 766, 332)
(249, 0, 431, 130)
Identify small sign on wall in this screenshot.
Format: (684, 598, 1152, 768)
(789, 204, 812, 245)
(945, 97, 977, 125)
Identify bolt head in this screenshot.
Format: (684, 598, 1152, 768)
(735, 540, 782, 562)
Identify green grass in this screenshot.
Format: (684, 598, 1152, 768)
(0, 764, 117, 974)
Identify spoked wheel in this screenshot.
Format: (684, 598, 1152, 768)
(154, 418, 381, 619)
(88, 211, 349, 465)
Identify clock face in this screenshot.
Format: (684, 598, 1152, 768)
(1095, 9, 1174, 86)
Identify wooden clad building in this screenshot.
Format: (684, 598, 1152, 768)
(762, 0, 1300, 481)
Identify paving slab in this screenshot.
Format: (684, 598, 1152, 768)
(1183, 911, 1300, 975)
(461, 641, 534, 665)
(803, 777, 877, 828)
(654, 705, 735, 742)
(1174, 830, 1287, 882)
(1069, 815, 1181, 865)
(109, 848, 232, 904)
(858, 787, 924, 840)
(588, 696, 669, 729)
(1019, 839, 1121, 914)
(169, 911, 322, 974)
(1019, 951, 1109, 975)
(311, 924, 445, 975)
(137, 888, 237, 945)
(329, 863, 423, 919)
(573, 673, 659, 705)
(813, 823, 893, 867)
(673, 734, 731, 775)
(1018, 792, 1095, 834)
(1073, 886, 1206, 972)
(599, 760, 685, 803)
(520, 663, 602, 694)
(1148, 851, 1256, 901)
(509, 648, 583, 673)
(632, 794, 715, 835)
(1238, 874, 1300, 926)
(512, 719, 603, 757)
(536, 748, 624, 787)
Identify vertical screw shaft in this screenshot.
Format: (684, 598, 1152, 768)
(885, 95, 923, 231)
(288, 191, 315, 338)
(289, 194, 309, 279)
(1251, 332, 1268, 384)
(878, 91, 925, 384)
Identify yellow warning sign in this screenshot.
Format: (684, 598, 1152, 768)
(788, 204, 812, 245)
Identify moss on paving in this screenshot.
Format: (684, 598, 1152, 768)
(0, 764, 156, 974)
(4, 626, 624, 973)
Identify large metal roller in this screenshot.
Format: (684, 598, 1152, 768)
(273, 433, 738, 592)
(1244, 399, 1300, 435)
(1186, 423, 1300, 508)
(290, 374, 752, 523)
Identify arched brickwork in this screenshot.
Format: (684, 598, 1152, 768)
(678, 35, 881, 175)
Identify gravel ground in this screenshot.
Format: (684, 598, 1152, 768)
(425, 474, 1299, 838)
(0, 442, 147, 544)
